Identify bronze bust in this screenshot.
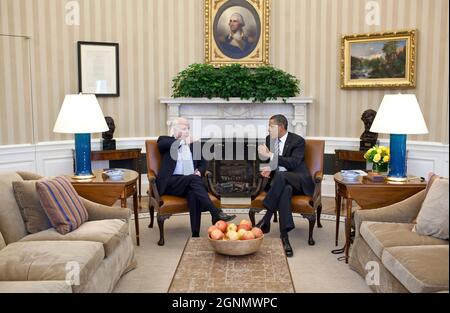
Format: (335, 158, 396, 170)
(102, 116, 116, 150)
(360, 109, 378, 151)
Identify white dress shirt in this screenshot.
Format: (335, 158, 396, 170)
(173, 141, 195, 176)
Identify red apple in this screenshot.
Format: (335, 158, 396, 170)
(226, 230, 239, 241)
(242, 231, 255, 240)
(251, 227, 264, 239)
(215, 220, 228, 233)
(237, 224, 252, 232)
(239, 219, 252, 228)
(237, 228, 247, 239)
(208, 225, 218, 235)
(210, 229, 224, 240)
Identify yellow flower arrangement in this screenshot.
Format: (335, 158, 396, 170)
(364, 145, 390, 165)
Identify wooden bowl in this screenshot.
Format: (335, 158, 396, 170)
(208, 235, 264, 256)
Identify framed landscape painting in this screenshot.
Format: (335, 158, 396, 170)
(341, 30, 416, 89)
(205, 0, 270, 67)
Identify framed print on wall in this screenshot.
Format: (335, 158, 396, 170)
(341, 30, 416, 89)
(78, 41, 120, 97)
(205, 0, 270, 67)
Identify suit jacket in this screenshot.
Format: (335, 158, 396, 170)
(265, 132, 314, 196)
(156, 136, 206, 195)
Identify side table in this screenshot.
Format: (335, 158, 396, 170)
(334, 172, 426, 263)
(69, 169, 141, 246)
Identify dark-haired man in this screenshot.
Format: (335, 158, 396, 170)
(257, 115, 314, 257)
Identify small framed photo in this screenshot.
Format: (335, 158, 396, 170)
(341, 30, 416, 89)
(78, 41, 120, 97)
(205, 0, 270, 67)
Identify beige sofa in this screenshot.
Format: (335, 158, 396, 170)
(0, 171, 137, 293)
(349, 190, 449, 293)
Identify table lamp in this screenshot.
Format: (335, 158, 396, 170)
(370, 94, 428, 182)
(53, 94, 109, 179)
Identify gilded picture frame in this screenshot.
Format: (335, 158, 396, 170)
(341, 30, 416, 89)
(205, 0, 270, 67)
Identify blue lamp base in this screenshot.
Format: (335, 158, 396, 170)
(73, 133, 95, 180)
(387, 134, 408, 182)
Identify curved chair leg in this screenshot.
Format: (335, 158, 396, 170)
(157, 214, 170, 246)
(316, 204, 323, 228)
(249, 208, 257, 227)
(303, 214, 316, 246)
(148, 206, 155, 228)
(273, 211, 278, 223)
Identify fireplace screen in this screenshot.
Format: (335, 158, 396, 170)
(203, 138, 265, 197)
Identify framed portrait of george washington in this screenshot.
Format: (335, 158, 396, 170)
(205, 0, 270, 67)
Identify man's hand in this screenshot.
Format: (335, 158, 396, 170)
(260, 166, 271, 178)
(194, 169, 201, 177)
(258, 144, 273, 160)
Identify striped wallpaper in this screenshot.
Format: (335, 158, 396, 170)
(0, 0, 448, 146)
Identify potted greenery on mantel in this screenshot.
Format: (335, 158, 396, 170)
(172, 63, 301, 103)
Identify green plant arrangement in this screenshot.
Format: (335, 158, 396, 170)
(364, 145, 390, 173)
(172, 63, 301, 103)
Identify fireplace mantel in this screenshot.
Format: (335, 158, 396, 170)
(160, 97, 313, 138)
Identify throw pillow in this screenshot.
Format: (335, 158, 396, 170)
(36, 176, 89, 235)
(12, 180, 52, 234)
(414, 177, 449, 240)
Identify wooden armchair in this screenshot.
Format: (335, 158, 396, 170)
(145, 140, 220, 246)
(249, 139, 325, 245)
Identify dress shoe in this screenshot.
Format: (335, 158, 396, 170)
(212, 210, 236, 225)
(255, 218, 271, 234)
(281, 236, 293, 257)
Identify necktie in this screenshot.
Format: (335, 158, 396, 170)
(274, 138, 280, 157)
(179, 144, 195, 175)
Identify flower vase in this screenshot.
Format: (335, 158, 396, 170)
(372, 162, 388, 174)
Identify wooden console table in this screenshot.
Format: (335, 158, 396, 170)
(90, 148, 142, 201)
(69, 169, 140, 246)
(334, 172, 426, 263)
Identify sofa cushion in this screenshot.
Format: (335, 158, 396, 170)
(36, 176, 89, 235)
(12, 180, 52, 234)
(414, 177, 449, 240)
(0, 172, 27, 244)
(0, 281, 72, 293)
(0, 240, 104, 293)
(20, 219, 128, 258)
(360, 221, 448, 258)
(382, 245, 449, 293)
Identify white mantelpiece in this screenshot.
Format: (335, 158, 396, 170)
(160, 97, 313, 138)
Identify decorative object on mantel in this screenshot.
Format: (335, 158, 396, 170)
(172, 63, 300, 103)
(360, 109, 378, 151)
(364, 145, 390, 174)
(101, 116, 116, 150)
(341, 30, 416, 89)
(204, 0, 270, 67)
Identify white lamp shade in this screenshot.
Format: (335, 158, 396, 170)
(53, 94, 109, 134)
(370, 94, 429, 135)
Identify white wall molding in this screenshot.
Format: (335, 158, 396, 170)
(1, 137, 448, 198)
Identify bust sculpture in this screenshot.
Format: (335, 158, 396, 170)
(102, 116, 116, 150)
(360, 109, 378, 151)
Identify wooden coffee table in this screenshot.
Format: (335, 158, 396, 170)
(168, 238, 295, 293)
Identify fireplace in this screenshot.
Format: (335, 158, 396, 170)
(202, 138, 265, 198)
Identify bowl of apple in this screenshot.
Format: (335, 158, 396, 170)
(207, 219, 264, 256)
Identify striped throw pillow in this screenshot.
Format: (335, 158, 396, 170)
(36, 176, 88, 235)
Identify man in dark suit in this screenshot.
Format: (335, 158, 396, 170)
(257, 115, 314, 257)
(156, 118, 236, 237)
